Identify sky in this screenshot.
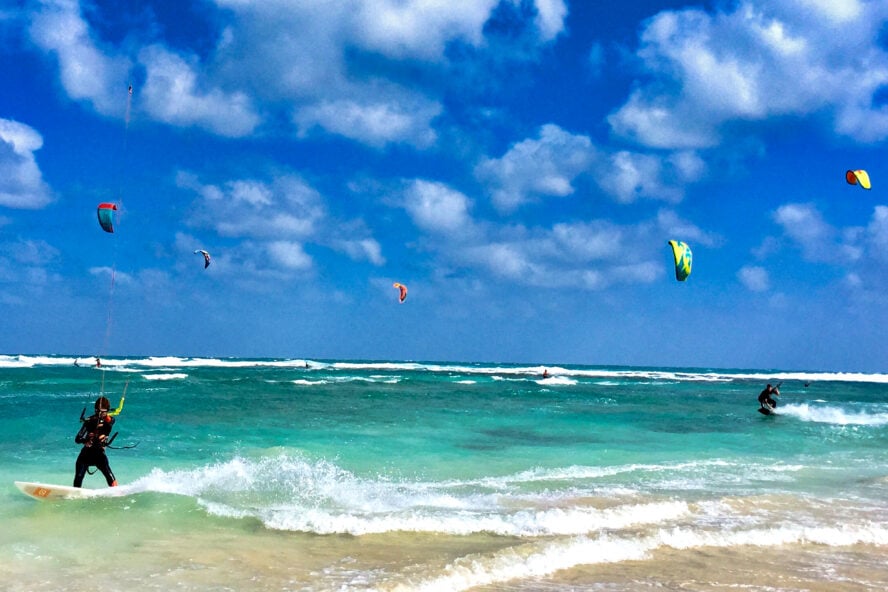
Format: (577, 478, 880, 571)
(1, 0, 887, 372)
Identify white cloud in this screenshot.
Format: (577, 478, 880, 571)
(476, 124, 595, 211)
(206, 0, 560, 145)
(551, 221, 624, 261)
(528, 0, 568, 42)
(0, 119, 53, 209)
(26, 0, 569, 147)
(28, 0, 131, 117)
(404, 179, 474, 235)
(334, 238, 386, 266)
(593, 149, 707, 204)
(772, 203, 836, 262)
(771, 202, 873, 267)
(457, 222, 664, 290)
(608, 1, 888, 148)
(401, 198, 684, 290)
(656, 209, 719, 247)
(0, 239, 59, 268)
(89, 265, 134, 287)
(798, 0, 862, 23)
(179, 174, 324, 240)
(866, 205, 888, 263)
(351, 0, 498, 60)
(294, 94, 441, 148)
(737, 265, 770, 292)
(477, 125, 707, 208)
(178, 171, 385, 273)
(139, 45, 260, 138)
(266, 241, 312, 270)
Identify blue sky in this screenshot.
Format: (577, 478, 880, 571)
(1, 0, 887, 371)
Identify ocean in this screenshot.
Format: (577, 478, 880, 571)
(1, 355, 886, 591)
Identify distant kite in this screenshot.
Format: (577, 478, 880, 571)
(97, 203, 118, 233)
(667, 240, 692, 282)
(846, 169, 871, 190)
(393, 282, 407, 303)
(194, 249, 211, 269)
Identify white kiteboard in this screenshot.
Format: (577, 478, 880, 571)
(14, 481, 99, 501)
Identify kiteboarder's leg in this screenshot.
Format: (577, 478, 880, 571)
(95, 453, 117, 487)
(73, 451, 89, 488)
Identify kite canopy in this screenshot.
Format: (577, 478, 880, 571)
(667, 240, 692, 281)
(846, 169, 871, 190)
(393, 282, 407, 303)
(97, 203, 118, 233)
(194, 249, 211, 269)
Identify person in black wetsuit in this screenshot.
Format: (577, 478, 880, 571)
(757, 384, 779, 410)
(73, 396, 117, 488)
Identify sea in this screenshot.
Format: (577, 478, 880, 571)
(1, 355, 886, 592)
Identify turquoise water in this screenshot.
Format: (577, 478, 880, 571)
(1, 355, 887, 591)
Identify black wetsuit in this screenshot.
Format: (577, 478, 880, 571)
(73, 413, 116, 487)
(758, 388, 777, 409)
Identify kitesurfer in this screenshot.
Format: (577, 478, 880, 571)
(95, 357, 101, 368)
(542, 369, 549, 379)
(757, 384, 779, 410)
(73, 396, 117, 488)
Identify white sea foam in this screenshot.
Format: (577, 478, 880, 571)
(381, 523, 888, 592)
(125, 455, 702, 536)
(3, 354, 887, 384)
(122, 454, 856, 539)
(778, 403, 888, 426)
(536, 376, 577, 386)
(142, 373, 187, 381)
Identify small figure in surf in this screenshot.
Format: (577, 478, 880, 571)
(73, 396, 117, 488)
(95, 357, 101, 368)
(757, 384, 779, 410)
(73, 359, 79, 367)
(542, 369, 549, 379)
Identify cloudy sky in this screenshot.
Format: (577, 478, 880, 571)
(1, 0, 887, 371)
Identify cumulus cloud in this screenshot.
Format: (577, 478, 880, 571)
(399, 176, 686, 290)
(294, 93, 441, 148)
(0, 238, 59, 267)
(26, 0, 567, 147)
(867, 205, 888, 262)
(608, 0, 888, 149)
(404, 179, 474, 235)
(178, 172, 325, 240)
(475, 124, 595, 211)
(211, 0, 564, 144)
(333, 238, 386, 266)
(266, 240, 313, 270)
(737, 265, 770, 292)
(594, 149, 705, 203)
(772, 203, 854, 263)
(139, 45, 260, 137)
(177, 171, 385, 273)
(528, 0, 569, 42)
(656, 209, 719, 247)
(28, 0, 131, 117)
(477, 124, 707, 208)
(456, 221, 663, 290)
(350, 0, 498, 60)
(0, 119, 53, 209)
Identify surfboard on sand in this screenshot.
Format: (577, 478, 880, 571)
(14, 481, 99, 501)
